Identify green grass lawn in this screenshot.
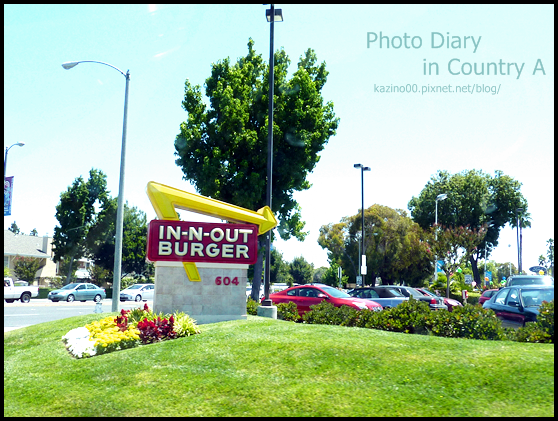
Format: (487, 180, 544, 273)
(4, 314, 554, 417)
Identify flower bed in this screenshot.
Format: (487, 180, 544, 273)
(62, 304, 201, 358)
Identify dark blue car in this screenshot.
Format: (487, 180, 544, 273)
(482, 285, 554, 329)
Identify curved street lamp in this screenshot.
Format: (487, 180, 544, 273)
(62, 60, 130, 312)
(4, 142, 25, 184)
(4, 142, 25, 215)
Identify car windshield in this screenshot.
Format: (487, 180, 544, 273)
(61, 283, 80, 290)
(404, 288, 423, 298)
(510, 276, 554, 286)
(319, 286, 351, 298)
(521, 288, 554, 307)
(419, 289, 436, 297)
(127, 285, 143, 290)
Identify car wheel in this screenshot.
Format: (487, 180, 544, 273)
(94, 294, 102, 303)
(135, 295, 142, 302)
(20, 293, 31, 303)
(67, 294, 75, 303)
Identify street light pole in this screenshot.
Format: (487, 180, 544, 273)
(62, 60, 130, 312)
(354, 164, 370, 286)
(516, 208, 523, 275)
(434, 193, 447, 285)
(4, 142, 25, 191)
(262, 5, 283, 307)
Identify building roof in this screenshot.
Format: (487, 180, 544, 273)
(3, 230, 52, 259)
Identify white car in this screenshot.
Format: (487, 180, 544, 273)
(119, 284, 155, 302)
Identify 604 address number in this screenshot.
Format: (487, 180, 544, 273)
(215, 277, 239, 286)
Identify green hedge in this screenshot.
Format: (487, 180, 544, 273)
(301, 298, 554, 343)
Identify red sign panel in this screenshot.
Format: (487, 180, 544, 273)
(147, 220, 259, 264)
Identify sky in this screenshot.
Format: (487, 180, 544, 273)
(4, 4, 554, 274)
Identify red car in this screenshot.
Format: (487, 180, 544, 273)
(478, 289, 499, 306)
(415, 288, 463, 312)
(267, 284, 383, 317)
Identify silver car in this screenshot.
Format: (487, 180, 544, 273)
(119, 284, 155, 302)
(48, 283, 106, 303)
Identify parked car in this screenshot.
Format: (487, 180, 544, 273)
(478, 289, 499, 306)
(267, 284, 383, 317)
(119, 283, 155, 302)
(374, 285, 448, 311)
(415, 288, 462, 312)
(505, 275, 553, 287)
(4, 277, 39, 303)
(347, 287, 409, 308)
(482, 285, 554, 328)
(48, 282, 106, 303)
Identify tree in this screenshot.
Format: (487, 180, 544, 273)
(8, 222, 20, 234)
(547, 239, 554, 276)
(30, 228, 38, 236)
(289, 256, 314, 285)
(87, 203, 154, 280)
(312, 266, 327, 283)
(427, 224, 487, 297)
(52, 169, 112, 285)
(174, 39, 339, 301)
(270, 248, 293, 286)
(12, 256, 45, 283)
(318, 205, 432, 287)
(408, 169, 528, 285)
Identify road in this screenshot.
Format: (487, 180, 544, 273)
(4, 298, 154, 332)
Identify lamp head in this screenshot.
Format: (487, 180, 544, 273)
(16, 142, 25, 147)
(363, 167, 371, 171)
(266, 8, 283, 22)
(436, 193, 448, 201)
(354, 163, 361, 168)
(61, 62, 79, 70)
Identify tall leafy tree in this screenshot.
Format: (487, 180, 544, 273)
(319, 205, 432, 287)
(408, 169, 528, 284)
(8, 222, 20, 234)
(174, 39, 339, 300)
(427, 224, 487, 297)
(13, 256, 45, 283)
(289, 256, 314, 285)
(52, 169, 111, 284)
(87, 203, 154, 280)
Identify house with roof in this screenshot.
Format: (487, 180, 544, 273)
(4, 230, 59, 285)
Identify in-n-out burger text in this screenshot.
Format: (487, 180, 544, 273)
(147, 220, 259, 264)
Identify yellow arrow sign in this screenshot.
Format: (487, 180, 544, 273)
(146, 181, 278, 281)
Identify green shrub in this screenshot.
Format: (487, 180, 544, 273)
(246, 297, 260, 316)
(513, 322, 552, 343)
(276, 301, 300, 322)
(370, 298, 431, 334)
(537, 300, 554, 342)
(302, 301, 343, 325)
(172, 311, 201, 337)
(426, 304, 504, 340)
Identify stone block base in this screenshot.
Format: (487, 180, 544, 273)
(153, 261, 248, 324)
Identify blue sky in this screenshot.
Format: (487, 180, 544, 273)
(4, 4, 554, 272)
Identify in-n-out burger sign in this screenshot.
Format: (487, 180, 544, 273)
(147, 220, 258, 264)
(146, 181, 277, 281)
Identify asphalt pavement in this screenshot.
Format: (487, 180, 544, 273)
(4, 298, 153, 333)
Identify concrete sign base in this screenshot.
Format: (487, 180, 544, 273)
(153, 261, 248, 325)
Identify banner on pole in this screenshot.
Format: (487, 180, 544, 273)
(4, 176, 13, 216)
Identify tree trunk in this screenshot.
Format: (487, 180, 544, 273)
(65, 254, 76, 286)
(470, 254, 481, 286)
(250, 237, 266, 302)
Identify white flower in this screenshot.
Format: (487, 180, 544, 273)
(63, 327, 97, 358)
